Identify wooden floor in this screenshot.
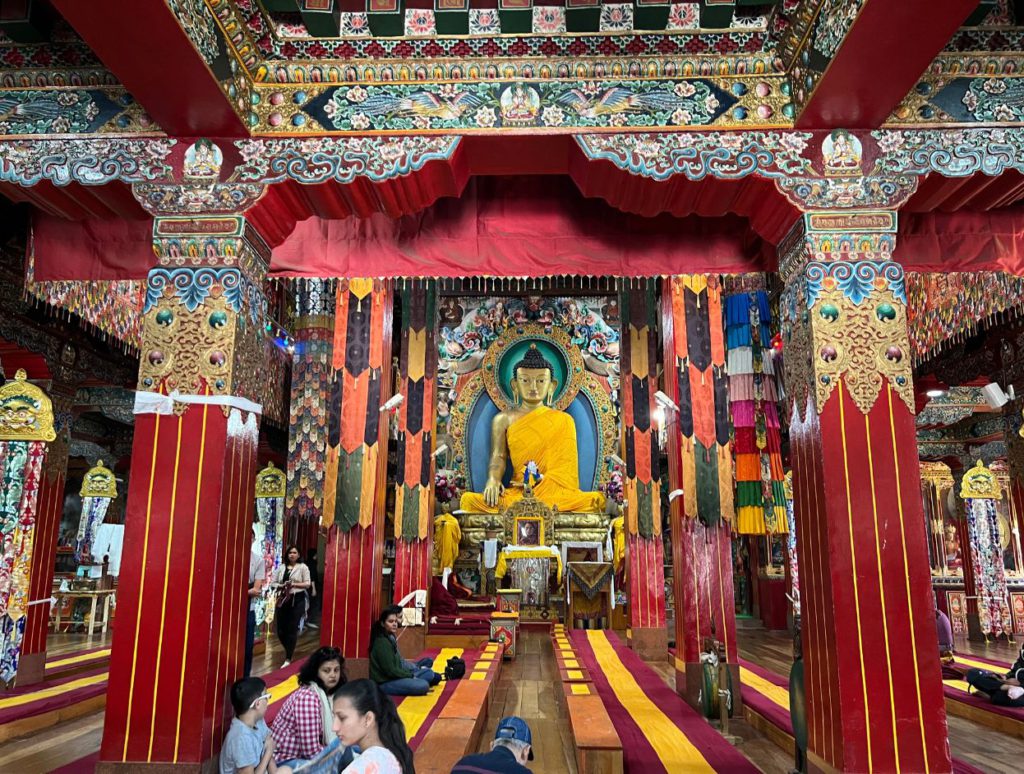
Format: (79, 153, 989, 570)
(737, 626, 1024, 774)
(0, 627, 321, 773)
(4, 624, 1022, 773)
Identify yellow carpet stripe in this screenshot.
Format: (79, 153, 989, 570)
(0, 673, 107, 710)
(739, 668, 790, 711)
(267, 675, 300, 705)
(586, 631, 715, 772)
(397, 648, 463, 742)
(47, 648, 111, 669)
(954, 656, 1009, 673)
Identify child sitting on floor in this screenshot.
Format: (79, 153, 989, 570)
(221, 677, 293, 774)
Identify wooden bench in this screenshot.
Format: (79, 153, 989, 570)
(550, 629, 623, 774)
(416, 646, 502, 773)
(566, 694, 624, 774)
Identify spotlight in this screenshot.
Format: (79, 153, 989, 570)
(925, 389, 946, 399)
(654, 390, 679, 412)
(607, 453, 625, 467)
(433, 443, 449, 458)
(982, 383, 1009, 409)
(379, 394, 405, 413)
(668, 489, 684, 502)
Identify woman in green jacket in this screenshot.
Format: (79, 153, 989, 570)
(369, 606, 440, 696)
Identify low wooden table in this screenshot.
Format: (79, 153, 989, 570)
(52, 588, 115, 637)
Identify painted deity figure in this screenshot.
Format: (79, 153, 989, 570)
(459, 345, 605, 514)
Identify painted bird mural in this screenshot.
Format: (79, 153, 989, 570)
(555, 87, 710, 119)
(358, 89, 484, 120)
(0, 94, 66, 126)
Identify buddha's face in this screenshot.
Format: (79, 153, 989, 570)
(514, 367, 553, 405)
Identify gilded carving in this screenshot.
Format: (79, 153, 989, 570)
(809, 283, 915, 415)
(960, 459, 1002, 500)
(255, 461, 287, 499)
(0, 369, 56, 442)
(80, 460, 118, 499)
(501, 490, 555, 547)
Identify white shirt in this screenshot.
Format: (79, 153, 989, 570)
(249, 551, 266, 612)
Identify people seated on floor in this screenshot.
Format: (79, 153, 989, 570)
(965, 642, 1024, 708)
(220, 676, 291, 774)
(333, 679, 416, 774)
(450, 716, 533, 774)
(369, 605, 441, 696)
(272, 646, 353, 769)
(935, 604, 954, 656)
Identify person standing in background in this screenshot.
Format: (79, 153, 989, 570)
(245, 526, 266, 677)
(273, 545, 311, 667)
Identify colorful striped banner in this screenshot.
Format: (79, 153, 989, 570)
(394, 281, 437, 603)
(321, 279, 394, 661)
(620, 279, 665, 632)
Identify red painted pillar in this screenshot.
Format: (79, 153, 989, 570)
(285, 279, 335, 559)
(660, 276, 740, 709)
(619, 280, 667, 659)
(17, 384, 73, 685)
(393, 281, 437, 604)
(779, 215, 951, 774)
(99, 214, 270, 771)
(320, 280, 393, 674)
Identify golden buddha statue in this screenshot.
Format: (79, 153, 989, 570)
(459, 345, 606, 514)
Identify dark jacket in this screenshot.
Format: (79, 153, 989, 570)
(450, 746, 531, 774)
(369, 634, 412, 683)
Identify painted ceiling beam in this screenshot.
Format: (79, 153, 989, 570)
(795, 0, 980, 130)
(50, 0, 248, 137)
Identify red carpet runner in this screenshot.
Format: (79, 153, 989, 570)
(571, 630, 758, 773)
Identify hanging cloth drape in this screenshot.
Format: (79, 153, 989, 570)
(725, 291, 788, 535)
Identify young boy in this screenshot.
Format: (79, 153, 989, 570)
(220, 677, 291, 774)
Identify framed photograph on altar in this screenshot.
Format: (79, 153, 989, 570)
(514, 516, 543, 546)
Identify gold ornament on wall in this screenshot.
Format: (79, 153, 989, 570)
(255, 461, 286, 499)
(0, 369, 56, 442)
(80, 459, 118, 499)
(959, 460, 1002, 501)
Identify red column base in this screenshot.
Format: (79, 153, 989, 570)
(674, 660, 744, 714)
(626, 626, 668, 660)
(15, 651, 45, 686)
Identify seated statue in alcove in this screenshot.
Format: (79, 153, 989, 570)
(459, 345, 606, 514)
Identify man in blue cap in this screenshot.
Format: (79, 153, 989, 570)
(450, 716, 533, 773)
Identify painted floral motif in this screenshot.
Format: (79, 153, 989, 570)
(167, 0, 221, 65)
(437, 297, 620, 366)
(811, 0, 863, 59)
(469, 8, 501, 35)
(0, 138, 175, 186)
(576, 131, 813, 182)
(533, 6, 566, 34)
(341, 12, 372, 37)
(666, 2, 699, 31)
(404, 8, 437, 36)
(232, 136, 459, 183)
(599, 3, 634, 32)
(962, 78, 1024, 123)
(309, 79, 733, 131)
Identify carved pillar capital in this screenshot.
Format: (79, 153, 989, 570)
(137, 214, 271, 406)
(779, 211, 913, 417)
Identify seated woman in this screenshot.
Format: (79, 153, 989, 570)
(369, 605, 440, 696)
(332, 679, 415, 774)
(272, 646, 353, 769)
(965, 642, 1024, 708)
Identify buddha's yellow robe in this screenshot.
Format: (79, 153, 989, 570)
(460, 406, 606, 514)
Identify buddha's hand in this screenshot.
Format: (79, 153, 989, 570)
(483, 477, 504, 508)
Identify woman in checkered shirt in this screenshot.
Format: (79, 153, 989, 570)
(272, 647, 351, 768)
